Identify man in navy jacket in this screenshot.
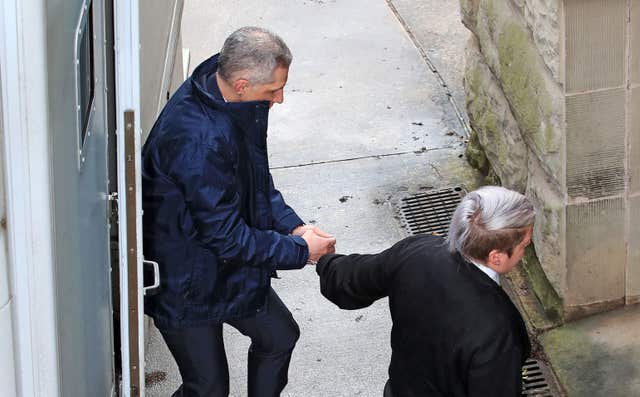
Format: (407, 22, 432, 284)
(142, 26, 336, 396)
(316, 186, 533, 396)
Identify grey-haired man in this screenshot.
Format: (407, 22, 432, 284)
(316, 186, 533, 396)
(142, 27, 335, 396)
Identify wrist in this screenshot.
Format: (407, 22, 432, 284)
(292, 223, 307, 236)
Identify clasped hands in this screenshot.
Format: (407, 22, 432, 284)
(292, 225, 336, 264)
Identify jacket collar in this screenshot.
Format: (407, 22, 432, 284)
(457, 252, 502, 289)
(191, 54, 270, 143)
(467, 258, 500, 285)
(456, 251, 531, 359)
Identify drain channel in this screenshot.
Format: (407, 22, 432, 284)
(398, 188, 558, 396)
(522, 359, 555, 396)
(398, 186, 464, 237)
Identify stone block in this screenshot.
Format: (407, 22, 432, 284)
(460, 0, 636, 320)
(632, 88, 640, 194)
(464, 35, 528, 191)
(565, 89, 626, 200)
(634, 0, 640, 85)
(464, 0, 564, 187)
(526, 152, 566, 301)
(524, 0, 561, 81)
(565, 198, 626, 308)
(565, 0, 627, 93)
(459, 0, 481, 31)
(628, 195, 640, 302)
(511, 0, 525, 12)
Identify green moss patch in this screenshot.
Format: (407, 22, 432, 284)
(522, 245, 564, 324)
(497, 23, 558, 154)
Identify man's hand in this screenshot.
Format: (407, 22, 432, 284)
(301, 228, 336, 263)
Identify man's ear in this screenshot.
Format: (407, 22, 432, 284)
(485, 249, 507, 272)
(232, 78, 250, 96)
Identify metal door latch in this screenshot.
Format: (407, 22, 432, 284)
(143, 259, 160, 296)
(107, 192, 118, 224)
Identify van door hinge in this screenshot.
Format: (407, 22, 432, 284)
(108, 192, 119, 224)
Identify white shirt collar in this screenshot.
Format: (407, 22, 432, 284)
(468, 259, 500, 285)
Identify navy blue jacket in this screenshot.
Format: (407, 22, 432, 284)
(142, 54, 309, 328)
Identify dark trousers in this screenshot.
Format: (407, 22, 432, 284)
(159, 288, 300, 397)
(383, 379, 393, 397)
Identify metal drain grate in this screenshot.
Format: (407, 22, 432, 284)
(398, 186, 465, 237)
(522, 359, 555, 396)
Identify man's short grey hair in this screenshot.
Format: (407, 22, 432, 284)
(447, 186, 535, 260)
(218, 26, 292, 84)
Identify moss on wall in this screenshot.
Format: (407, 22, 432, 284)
(485, 0, 498, 36)
(541, 207, 555, 236)
(485, 168, 502, 186)
(464, 55, 525, 190)
(497, 23, 558, 154)
(465, 129, 490, 175)
(464, 64, 490, 175)
(522, 244, 564, 324)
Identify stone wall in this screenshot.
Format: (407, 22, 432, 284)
(461, 0, 639, 320)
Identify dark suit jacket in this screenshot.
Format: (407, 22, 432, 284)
(316, 234, 531, 397)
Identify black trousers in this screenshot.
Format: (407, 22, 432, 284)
(383, 379, 393, 397)
(159, 288, 300, 397)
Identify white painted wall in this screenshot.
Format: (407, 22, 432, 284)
(0, 0, 59, 395)
(0, 61, 17, 397)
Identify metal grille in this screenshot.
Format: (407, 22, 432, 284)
(398, 187, 464, 237)
(522, 359, 554, 396)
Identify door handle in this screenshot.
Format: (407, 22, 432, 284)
(143, 259, 160, 295)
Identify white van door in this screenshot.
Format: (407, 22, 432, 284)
(114, 1, 148, 396)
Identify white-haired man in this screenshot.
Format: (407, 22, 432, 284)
(316, 186, 533, 396)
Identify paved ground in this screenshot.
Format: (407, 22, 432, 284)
(144, 1, 476, 396)
(540, 305, 640, 396)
